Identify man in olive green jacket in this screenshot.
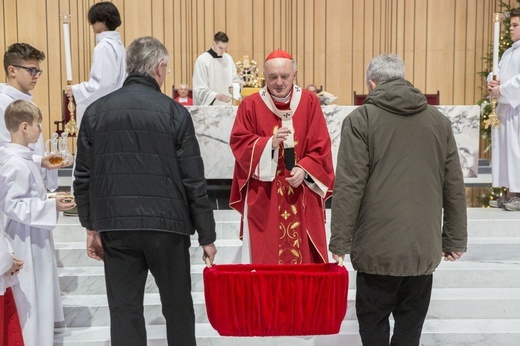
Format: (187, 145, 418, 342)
(329, 54, 467, 346)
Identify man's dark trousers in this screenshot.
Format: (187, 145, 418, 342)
(356, 272, 433, 346)
(100, 230, 195, 346)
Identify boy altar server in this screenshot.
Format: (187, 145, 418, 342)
(0, 100, 76, 346)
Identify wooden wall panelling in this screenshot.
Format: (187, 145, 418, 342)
(389, 0, 398, 53)
(351, 0, 366, 102)
(286, 0, 293, 55)
(272, 0, 283, 54)
(46, 0, 63, 137)
(363, 0, 376, 83)
(300, 0, 314, 89)
(380, 0, 389, 53)
(0, 2, 5, 83)
(425, 0, 454, 102)
(365, 0, 383, 96)
(124, 0, 152, 43)
(0, 1, 19, 83)
(192, 0, 202, 67)
(191, 0, 204, 82)
(464, 0, 478, 105)
(252, 0, 266, 66)
(394, 0, 406, 61)
(213, 0, 227, 37)
(151, 0, 166, 93)
(227, 0, 253, 67)
(412, 0, 427, 93)
(200, 0, 214, 77)
(151, 3, 165, 51)
(453, 0, 468, 105)
(478, 0, 493, 100)
(403, 0, 416, 85)
(325, 0, 351, 104)
(293, 0, 304, 86)
(163, 0, 174, 94)
(313, 0, 326, 95)
(266, 0, 277, 60)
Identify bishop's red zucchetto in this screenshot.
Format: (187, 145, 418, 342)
(265, 49, 293, 61)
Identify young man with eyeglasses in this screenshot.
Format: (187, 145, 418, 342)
(0, 43, 67, 190)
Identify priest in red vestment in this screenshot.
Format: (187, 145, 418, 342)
(229, 50, 334, 264)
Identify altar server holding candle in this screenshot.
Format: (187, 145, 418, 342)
(488, 9, 520, 210)
(66, 1, 126, 125)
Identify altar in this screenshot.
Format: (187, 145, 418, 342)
(188, 105, 481, 180)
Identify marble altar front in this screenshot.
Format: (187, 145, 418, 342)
(188, 105, 480, 180)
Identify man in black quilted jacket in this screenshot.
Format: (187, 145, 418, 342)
(73, 36, 217, 346)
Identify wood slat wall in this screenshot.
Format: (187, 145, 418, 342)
(0, 0, 512, 143)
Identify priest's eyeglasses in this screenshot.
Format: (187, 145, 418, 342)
(12, 65, 43, 77)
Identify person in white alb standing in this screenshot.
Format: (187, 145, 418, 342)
(66, 1, 126, 204)
(66, 1, 126, 124)
(192, 31, 241, 105)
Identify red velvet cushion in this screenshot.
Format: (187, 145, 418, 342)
(204, 263, 349, 336)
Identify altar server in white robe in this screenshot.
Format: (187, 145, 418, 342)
(193, 31, 241, 105)
(67, 1, 126, 125)
(488, 8, 520, 211)
(0, 100, 76, 346)
(0, 43, 63, 191)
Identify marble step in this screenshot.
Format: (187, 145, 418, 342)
(58, 260, 520, 297)
(54, 215, 241, 243)
(54, 234, 520, 269)
(54, 208, 520, 243)
(54, 319, 520, 346)
(60, 288, 520, 328)
(55, 239, 244, 268)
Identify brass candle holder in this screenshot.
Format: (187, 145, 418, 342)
(64, 80, 78, 136)
(484, 98, 500, 129)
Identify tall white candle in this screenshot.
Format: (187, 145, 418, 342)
(62, 15, 73, 81)
(492, 13, 501, 76)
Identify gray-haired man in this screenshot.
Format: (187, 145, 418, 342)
(74, 36, 217, 345)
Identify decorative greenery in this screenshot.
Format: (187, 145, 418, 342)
(481, 186, 508, 207)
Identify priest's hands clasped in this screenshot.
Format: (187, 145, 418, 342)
(286, 166, 306, 188)
(272, 126, 291, 149)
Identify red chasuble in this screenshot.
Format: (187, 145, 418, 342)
(230, 88, 334, 264)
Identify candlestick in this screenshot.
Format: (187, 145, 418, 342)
(485, 13, 503, 129)
(492, 13, 501, 76)
(61, 14, 77, 136)
(61, 14, 72, 81)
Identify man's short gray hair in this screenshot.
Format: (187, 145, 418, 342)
(366, 54, 405, 85)
(126, 36, 169, 77)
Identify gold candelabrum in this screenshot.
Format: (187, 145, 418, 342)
(64, 80, 78, 135)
